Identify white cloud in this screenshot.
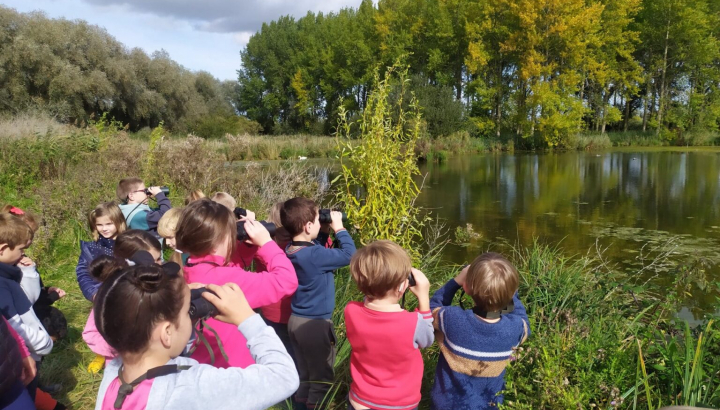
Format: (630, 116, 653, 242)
(0, 0, 368, 80)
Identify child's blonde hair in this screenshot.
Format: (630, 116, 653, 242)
(211, 192, 236, 211)
(184, 189, 206, 205)
(266, 201, 283, 227)
(0, 213, 34, 249)
(158, 208, 183, 239)
(89, 202, 127, 241)
(466, 252, 519, 312)
(350, 240, 412, 298)
(266, 201, 291, 249)
(1, 205, 39, 232)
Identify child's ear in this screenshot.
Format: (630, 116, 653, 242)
(159, 322, 173, 349)
(398, 280, 408, 294)
(0, 243, 8, 255)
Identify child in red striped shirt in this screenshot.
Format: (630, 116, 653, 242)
(344, 240, 434, 410)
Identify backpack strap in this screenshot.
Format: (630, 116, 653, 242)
(114, 364, 191, 409)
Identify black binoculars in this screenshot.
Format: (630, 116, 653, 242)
(144, 186, 170, 197)
(189, 287, 218, 320)
(237, 220, 277, 241)
(408, 272, 416, 287)
(233, 207, 247, 220)
(318, 209, 348, 224)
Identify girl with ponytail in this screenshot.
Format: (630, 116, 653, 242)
(83, 229, 162, 373)
(176, 199, 297, 368)
(92, 263, 298, 410)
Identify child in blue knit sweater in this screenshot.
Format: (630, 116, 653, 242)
(430, 252, 530, 410)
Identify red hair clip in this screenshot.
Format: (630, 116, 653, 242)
(9, 207, 25, 215)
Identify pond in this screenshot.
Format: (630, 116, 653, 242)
(416, 148, 720, 320)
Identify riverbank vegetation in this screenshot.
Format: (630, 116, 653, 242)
(1, 114, 719, 409)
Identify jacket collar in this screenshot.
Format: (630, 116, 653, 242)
(186, 253, 226, 267)
(0, 262, 23, 283)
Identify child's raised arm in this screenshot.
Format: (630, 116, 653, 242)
(430, 266, 467, 311)
(190, 284, 299, 409)
(410, 268, 434, 348)
(313, 230, 357, 272)
(508, 292, 531, 343)
(145, 189, 172, 230)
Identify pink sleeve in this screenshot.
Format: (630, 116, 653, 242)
(244, 241, 298, 308)
(222, 241, 297, 309)
(82, 309, 116, 359)
(4, 317, 30, 358)
(230, 241, 258, 269)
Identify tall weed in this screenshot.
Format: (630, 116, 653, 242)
(336, 64, 428, 260)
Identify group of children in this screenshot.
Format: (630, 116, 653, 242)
(0, 176, 531, 410)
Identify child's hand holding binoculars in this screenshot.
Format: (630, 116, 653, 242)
(202, 283, 254, 326)
(409, 268, 430, 312)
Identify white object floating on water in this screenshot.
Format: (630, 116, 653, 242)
(298, 156, 307, 160)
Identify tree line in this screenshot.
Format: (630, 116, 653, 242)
(237, 0, 720, 146)
(0, 6, 262, 137)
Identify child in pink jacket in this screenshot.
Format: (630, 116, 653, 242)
(175, 200, 297, 368)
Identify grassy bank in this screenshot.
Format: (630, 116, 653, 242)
(3, 115, 719, 167)
(1, 126, 719, 409)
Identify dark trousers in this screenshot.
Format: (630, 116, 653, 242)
(288, 315, 336, 409)
(262, 316, 295, 363)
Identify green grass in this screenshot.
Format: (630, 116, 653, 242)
(2, 126, 720, 409)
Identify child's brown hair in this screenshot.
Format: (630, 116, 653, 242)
(88, 202, 127, 241)
(114, 230, 162, 260)
(184, 190, 206, 205)
(89, 255, 129, 283)
(1, 205, 38, 232)
(0, 213, 34, 249)
(280, 197, 318, 237)
(350, 240, 412, 298)
(94, 263, 186, 354)
(175, 199, 236, 263)
(210, 192, 236, 211)
(116, 177, 144, 203)
(465, 252, 519, 312)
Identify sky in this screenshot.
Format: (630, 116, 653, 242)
(1, 0, 366, 81)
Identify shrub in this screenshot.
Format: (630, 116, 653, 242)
(336, 64, 428, 261)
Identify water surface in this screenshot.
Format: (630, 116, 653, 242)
(416, 148, 720, 319)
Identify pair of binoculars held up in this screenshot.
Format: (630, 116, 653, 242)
(144, 186, 170, 196)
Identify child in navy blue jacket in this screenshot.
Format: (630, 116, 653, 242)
(76, 202, 127, 301)
(280, 198, 357, 410)
(430, 252, 530, 410)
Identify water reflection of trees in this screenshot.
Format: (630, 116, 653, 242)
(418, 151, 720, 317)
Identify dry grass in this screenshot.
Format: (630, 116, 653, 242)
(0, 129, 332, 409)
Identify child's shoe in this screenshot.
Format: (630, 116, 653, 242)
(87, 354, 105, 374)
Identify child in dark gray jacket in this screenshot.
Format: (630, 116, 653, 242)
(93, 262, 299, 410)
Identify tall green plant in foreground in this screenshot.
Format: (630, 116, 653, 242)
(335, 64, 426, 260)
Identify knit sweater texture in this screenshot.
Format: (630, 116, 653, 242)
(429, 279, 530, 410)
